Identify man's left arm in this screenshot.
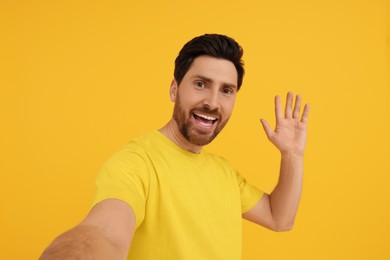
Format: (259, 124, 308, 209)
(242, 92, 310, 232)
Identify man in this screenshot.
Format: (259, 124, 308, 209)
(40, 34, 310, 259)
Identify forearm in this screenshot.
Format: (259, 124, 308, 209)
(40, 225, 127, 260)
(269, 152, 304, 230)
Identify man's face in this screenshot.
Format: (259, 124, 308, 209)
(170, 55, 238, 146)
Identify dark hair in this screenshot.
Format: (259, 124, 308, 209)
(174, 34, 245, 90)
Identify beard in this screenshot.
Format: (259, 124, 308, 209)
(172, 95, 230, 146)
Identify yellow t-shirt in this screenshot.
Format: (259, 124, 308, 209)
(93, 130, 263, 259)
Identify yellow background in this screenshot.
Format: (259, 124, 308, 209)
(1, 0, 389, 259)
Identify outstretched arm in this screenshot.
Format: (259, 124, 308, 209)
(243, 92, 310, 231)
(40, 199, 136, 259)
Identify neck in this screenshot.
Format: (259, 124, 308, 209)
(159, 119, 203, 154)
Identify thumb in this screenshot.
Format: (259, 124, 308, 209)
(260, 119, 274, 139)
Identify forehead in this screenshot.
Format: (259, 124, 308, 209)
(185, 55, 238, 86)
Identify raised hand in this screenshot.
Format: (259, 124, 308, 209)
(260, 92, 310, 156)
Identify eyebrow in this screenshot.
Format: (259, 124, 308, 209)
(191, 75, 237, 89)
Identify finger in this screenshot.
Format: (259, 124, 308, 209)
(260, 119, 274, 139)
(285, 91, 293, 118)
(300, 103, 310, 124)
(293, 94, 302, 119)
(275, 95, 282, 121)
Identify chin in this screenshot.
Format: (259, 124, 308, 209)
(187, 130, 218, 146)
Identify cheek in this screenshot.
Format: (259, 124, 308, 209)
(182, 95, 203, 108)
(223, 100, 236, 115)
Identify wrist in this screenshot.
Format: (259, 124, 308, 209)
(280, 150, 305, 160)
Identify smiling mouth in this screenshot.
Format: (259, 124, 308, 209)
(193, 112, 218, 128)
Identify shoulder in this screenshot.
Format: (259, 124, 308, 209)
(203, 151, 237, 174)
(101, 131, 158, 171)
(205, 150, 232, 165)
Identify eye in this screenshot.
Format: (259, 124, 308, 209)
(222, 87, 234, 95)
(194, 81, 205, 88)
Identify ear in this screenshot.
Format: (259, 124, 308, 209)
(170, 79, 178, 102)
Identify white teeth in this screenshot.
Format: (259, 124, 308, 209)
(194, 113, 217, 121)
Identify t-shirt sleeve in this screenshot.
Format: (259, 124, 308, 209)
(92, 149, 150, 228)
(236, 172, 264, 214)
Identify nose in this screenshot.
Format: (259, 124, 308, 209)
(202, 90, 220, 111)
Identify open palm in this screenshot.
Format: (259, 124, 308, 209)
(260, 92, 310, 156)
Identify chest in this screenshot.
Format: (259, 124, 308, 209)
(144, 153, 242, 222)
